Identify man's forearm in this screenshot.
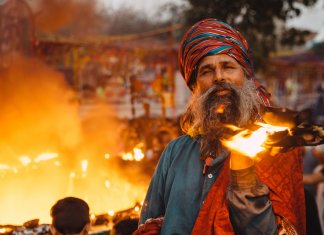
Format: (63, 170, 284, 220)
(227, 166, 278, 235)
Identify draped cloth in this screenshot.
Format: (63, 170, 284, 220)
(133, 148, 306, 235)
(192, 148, 306, 235)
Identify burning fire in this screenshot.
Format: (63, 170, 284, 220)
(0, 227, 13, 234)
(221, 122, 289, 157)
(0, 150, 149, 224)
(0, 56, 150, 225)
(121, 144, 145, 161)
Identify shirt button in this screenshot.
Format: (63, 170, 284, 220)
(208, 173, 213, 179)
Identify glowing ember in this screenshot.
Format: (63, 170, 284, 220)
(0, 164, 11, 171)
(133, 148, 145, 161)
(105, 180, 111, 188)
(70, 171, 76, 178)
(134, 206, 140, 212)
(34, 152, 58, 163)
(0, 228, 13, 234)
(215, 104, 225, 114)
(121, 146, 145, 161)
(104, 153, 111, 159)
(108, 210, 115, 216)
(19, 156, 32, 166)
(222, 122, 289, 157)
(81, 160, 88, 173)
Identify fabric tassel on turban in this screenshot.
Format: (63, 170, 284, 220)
(178, 18, 271, 107)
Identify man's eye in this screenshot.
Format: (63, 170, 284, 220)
(201, 70, 212, 75)
(224, 65, 235, 69)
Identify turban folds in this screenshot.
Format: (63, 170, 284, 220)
(178, 18, 271, 106)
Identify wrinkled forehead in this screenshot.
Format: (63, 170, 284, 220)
(197, 54, 241, 69)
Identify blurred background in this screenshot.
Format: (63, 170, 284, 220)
(0, 0, 323, 234)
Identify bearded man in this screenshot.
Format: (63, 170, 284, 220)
(136, 19, 305, 235)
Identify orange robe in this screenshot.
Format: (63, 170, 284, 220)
(192, 148, 305, 235)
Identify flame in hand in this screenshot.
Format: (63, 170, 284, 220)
(221, 123, 289, 157)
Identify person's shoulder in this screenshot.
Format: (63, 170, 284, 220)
(161, 135, 199, 158)
(167, 134, 197, 149)
(159, 135, 199, 167)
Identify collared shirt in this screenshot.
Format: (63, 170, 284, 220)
(139, 135, 277, 234)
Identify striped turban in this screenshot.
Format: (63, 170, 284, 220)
(178, 18, 271, 106)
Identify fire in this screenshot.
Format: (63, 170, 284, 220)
(0, 227, 13, 234)
(104, 153, 111, 159)
(108, 210, 115, 216)
(0, 152, 59, 174)
(221, 122, 289, 157)
(19, 156, 32, 166)
(34, 152, 58, 163)
(0, 56, 150, 225)
(105, 180, 111, 188)
(0, 150, 149, 224)
(81, 160, 88, 173)
(90, 213, 96, 222)
(121, 144, 145, 161)
(216, 104, 225, 114)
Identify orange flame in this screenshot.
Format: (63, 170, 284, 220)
(121, 144, 145, 161)
(221, 122, 289, 157)
(0, 227, 13, 234)
(34, 152, 58, 163)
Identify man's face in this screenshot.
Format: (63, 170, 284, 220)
(187, 53, 258, 135)
(194, 54, 245, 93)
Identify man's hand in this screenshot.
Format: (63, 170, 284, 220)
(230, 151, 254, 170)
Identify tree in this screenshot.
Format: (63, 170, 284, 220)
(171, 0, 319, 70)
(311, 41, 324, 53)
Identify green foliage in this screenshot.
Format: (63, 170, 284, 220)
(281, 28, 312, 46)
(311, 41, 324, 53)
(180, 0, 318, 70)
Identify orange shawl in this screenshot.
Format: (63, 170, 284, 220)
(192, 148, 306, 235)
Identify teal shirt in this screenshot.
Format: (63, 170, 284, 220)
(140, 135, 277, 235)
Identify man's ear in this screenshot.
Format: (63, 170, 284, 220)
(50, 225, 58, 235)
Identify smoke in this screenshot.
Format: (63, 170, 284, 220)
(31, 0, 105, 34)
(0, 55, 81, 160)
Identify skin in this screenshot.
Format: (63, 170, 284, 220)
(194, 54, 253, 170)
(194, 54, 245, 93)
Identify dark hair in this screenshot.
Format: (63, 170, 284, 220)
(113, 218, 139, 235)
(51, 197, 90, 235)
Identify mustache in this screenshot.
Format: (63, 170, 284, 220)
(202, 81, 239, 97)
(203, 82, 239, 110)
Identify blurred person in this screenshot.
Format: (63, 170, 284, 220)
(303, 188, 323, 235)
(300, 108, 319, 194)
(134, 19, 305, 235)
(110, 218, 139, 235)
(314, 81, 324, 124)
(312, 144, 324, 233)
(50, 197, 90, 235)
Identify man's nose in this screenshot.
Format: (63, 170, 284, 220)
(214, 68, 225, 82)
